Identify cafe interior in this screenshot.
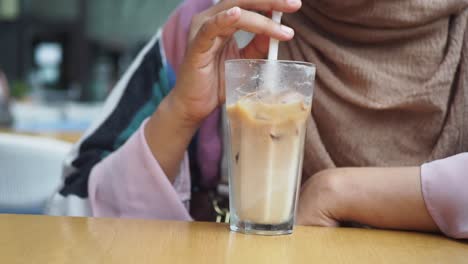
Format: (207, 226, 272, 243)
(1, 0, 468, 263)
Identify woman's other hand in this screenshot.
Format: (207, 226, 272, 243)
(295, 169, 341, 227)
(296, 167, 439, 233)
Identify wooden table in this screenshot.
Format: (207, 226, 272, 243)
(0, 129, 82, 143)
(1, 214, 467, 263)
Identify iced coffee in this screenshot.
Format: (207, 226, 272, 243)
(225, 60, 315, 235)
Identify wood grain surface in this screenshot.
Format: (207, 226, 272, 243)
(1, 214, 467, 264)
(0, 129, 82, 143)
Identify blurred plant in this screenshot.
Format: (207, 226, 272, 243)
(10, 80, 30, 99)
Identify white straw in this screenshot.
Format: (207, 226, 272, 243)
(263, 12, 284, 218)
(267, 11, 283, 60)
(264, 11, 283, 94)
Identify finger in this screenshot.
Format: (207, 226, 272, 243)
(208, 0, 302, 16)
(192, 7, 294, 54)
(232, 8, 294, 40)
(239, 34, 270, 59)
(190, 7, 242, 55)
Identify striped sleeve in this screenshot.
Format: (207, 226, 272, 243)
(45, 32, 177, 216)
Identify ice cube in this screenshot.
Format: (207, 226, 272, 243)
(277, 91, 304, 104)
(255, 89, 274, 102)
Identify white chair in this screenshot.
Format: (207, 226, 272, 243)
(0, 133, 71, 214)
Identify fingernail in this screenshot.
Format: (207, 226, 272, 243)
(287, 0, 301, 6)
(227, 6, 240, 16)
(280, 25, 294, 36)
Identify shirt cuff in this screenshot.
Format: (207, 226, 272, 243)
(421, 153, 468, 239)
(89, 118, 192, 220)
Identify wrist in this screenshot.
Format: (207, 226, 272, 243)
(314, 169, 353, 222)
(165, 88, 207, 129)
(144, 92, 200, 182)
(164, 91, 202, 130)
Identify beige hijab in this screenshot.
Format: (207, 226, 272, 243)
(278, 0, 468, 179)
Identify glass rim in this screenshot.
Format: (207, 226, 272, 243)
(225, 59, 316, 68)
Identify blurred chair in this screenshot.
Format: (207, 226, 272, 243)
(0, 70, 13, 126)
(0, 133, 71, 214)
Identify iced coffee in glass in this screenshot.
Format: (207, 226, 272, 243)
(225, 59, 315, 235)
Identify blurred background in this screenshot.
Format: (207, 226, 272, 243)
(0, 0, 182, 135)
(0, 0, 184, 214)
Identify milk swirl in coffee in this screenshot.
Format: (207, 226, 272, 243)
(226, 91, 310, 225)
